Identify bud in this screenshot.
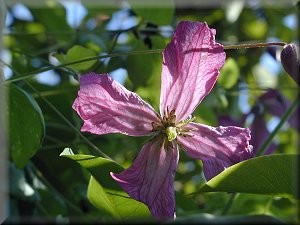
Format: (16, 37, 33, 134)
(280, 44, 300, 86)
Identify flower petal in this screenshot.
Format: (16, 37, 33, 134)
(73, 73, 161, 136)
(111, 136, 179, 221)
(202, 158, 232, 181)
(160, 21, 226, 122)
(177, 123, 253, 180)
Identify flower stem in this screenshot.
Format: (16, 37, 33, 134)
(223, 42, 286, 50)
(1, 42, 287, 84)
(256, 96, 299, 156)
(1, 49, 163, 84)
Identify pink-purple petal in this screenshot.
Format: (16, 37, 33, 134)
(73, 73, 160, 136)
(160, 21, 226, 122)
(177, 123, 253, 180)
(110, 137, 179, 221)
(202, 158, 232, 181)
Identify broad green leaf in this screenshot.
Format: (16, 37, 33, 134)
(198, 154, 298, 199)
(218, 58, 240, 89)
(55, 45, 97, 72)
(128, 0, 174, 25)
(60, 148, 151, 219)
(87, 176, 121, 217)
(6, 84, 45, 168)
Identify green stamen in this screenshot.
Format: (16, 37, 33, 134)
(176, 116, 195, 127)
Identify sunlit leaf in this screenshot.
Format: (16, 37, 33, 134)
(60, 148, 151, 219)
(197, 154, 298, 199)
(218, 58, 240, 89)
(55, 45, 98, 72)
(6, 84, 45, 168)
(243, 20, 267, 39)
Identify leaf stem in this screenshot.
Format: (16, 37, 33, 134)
(256, 96, 299, 156)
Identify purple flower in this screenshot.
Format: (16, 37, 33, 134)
(218, 89, 298, 156)
(259, 89, 298, 130)
(73, 21, 253, 221)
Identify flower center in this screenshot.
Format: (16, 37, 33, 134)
(166, 126, 177, 142)
(151, 108, 195, 142)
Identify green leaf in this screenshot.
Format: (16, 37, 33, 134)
(55, 45, 97, 72)
(218, 58, 239, 89)
(198, 154, 298, 199)
(60, 148, 151, 219)
(6, 84, 45, 168)
(128, 0, 174, 25)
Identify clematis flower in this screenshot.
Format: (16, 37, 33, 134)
(73, 21, 253, 221)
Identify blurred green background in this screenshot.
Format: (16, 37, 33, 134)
(1, 0, 299, 223)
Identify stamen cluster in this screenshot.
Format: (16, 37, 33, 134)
(152, 108, 195, 142)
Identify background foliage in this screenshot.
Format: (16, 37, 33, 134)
(1, 0, 299, 223)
